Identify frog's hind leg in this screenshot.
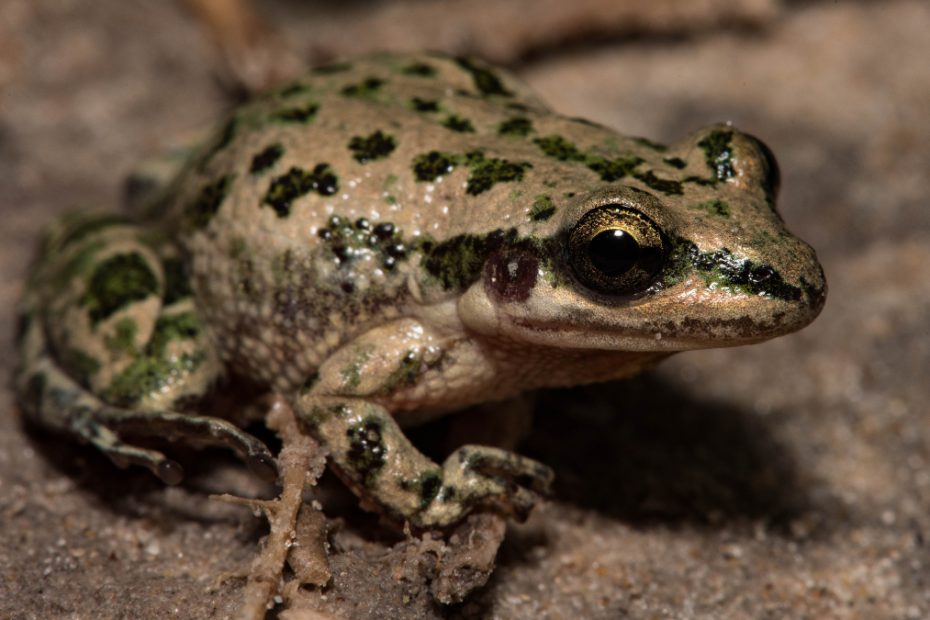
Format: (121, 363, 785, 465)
(14, 213, 276, 483)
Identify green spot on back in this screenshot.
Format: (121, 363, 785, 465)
(442, 114, 475, 133)
(454, 57, 512, 96)
(529, 195, 556, 222)
(272, 102, 320, 123)
(263, 165, 339, 217)
(187, 174, 235, 229)
(412, 151, 458, 181)
(633, 170, 683, 195)
(275, 82, 311, 98)
(533, 135, 586, 162)
(498, 117, 533, 136)
(82, 252, 160, 325)
(249, 143, 285, 174)
(400, 62, 437, 77)
(464, 152, 531, 195)
(632, 137, 668, 152)
(348, 130, 397, 163)
(586, 155, 643, 182)
(341, 77, 385, 98)
(410, 97, 439, 112)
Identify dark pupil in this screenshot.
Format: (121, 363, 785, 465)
(588, 229, 639, 276)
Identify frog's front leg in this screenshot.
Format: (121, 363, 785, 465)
(15, 214, 275, 483)
(294, 320, 553, 529)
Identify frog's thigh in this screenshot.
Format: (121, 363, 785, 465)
(15, 216, 274, 482)
(295, 321, 553, 528)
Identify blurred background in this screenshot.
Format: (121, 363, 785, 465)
(1, 1, 928, 618)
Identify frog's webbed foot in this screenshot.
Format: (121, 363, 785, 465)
(93, 405, 278, 482)
(21, 357, 277, 484)
(296, 395, 552, 530)
(424, 445, 554, 526)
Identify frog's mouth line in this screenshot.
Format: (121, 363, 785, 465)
(503, 316, 773, 352)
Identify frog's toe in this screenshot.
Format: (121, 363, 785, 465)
(83, 419, 185, 484)
(97, 407, 278, 482)
(453, 445, 554, 496)
(417, 445, 553, 528)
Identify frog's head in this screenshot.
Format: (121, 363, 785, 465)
(457, 125, 826, 352)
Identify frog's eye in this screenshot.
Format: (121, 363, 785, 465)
(568, 205, 668, 295)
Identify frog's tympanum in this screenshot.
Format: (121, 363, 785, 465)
(15, 54, 825, 529)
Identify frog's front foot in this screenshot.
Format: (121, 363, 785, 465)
(296, 395, 552, 529)
(416, 444, 554, 528)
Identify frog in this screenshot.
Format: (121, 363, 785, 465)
(14, 52, 826, 530)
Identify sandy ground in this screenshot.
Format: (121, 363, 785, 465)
(1, 0, 929, 618)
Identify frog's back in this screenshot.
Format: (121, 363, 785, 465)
(156, 54, 557, 389)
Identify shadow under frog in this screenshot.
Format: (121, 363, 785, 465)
(514, 372, 813, 528)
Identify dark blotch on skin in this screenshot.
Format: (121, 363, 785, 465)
(347, 418, 387, 488)
(529, 195, 556, 221)
(412, 151, 458, 181)
(484, 249, 539, 303)
(263, 165, 339, 217)
(465, 152, 531, 195)
(348, 130, 397, 163)
(664, 156, 687, 169)
(633, 170, 683, 195)
(272, 102, 320, 123)
(275, 82, 310, 98)
(83, 252, 160, 324)
(249, 143, 284, 174)
(698, 130, 735, 181)
(442, 114, 475, 133)
(454, 57, 512, 96)
(424, 228, 541, 290)
(187, 174, 235, 229)
(633, 137, 668, 152)
(401, 62, 437, 77)
(498, 117, 533, 136)
(678, 239, 802, 301)
(586, 156, 643, 182)
(317, 214, 407, 271)
(104, 312, 204, 407)
(534, 135, 586, 162)
(417, 472, 442, 509)
(341, 77, 385, 98)
(411, 97, 439, 112)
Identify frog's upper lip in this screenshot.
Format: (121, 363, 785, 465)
(504, 309, 808, 351)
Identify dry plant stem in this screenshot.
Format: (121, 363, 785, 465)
(233, 395, 327, 620)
